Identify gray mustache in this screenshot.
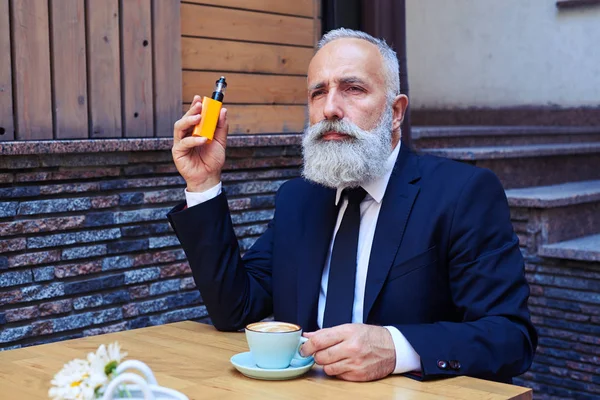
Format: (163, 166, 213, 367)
(309, 119, 363, 140)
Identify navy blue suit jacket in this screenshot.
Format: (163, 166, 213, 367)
(168, 144, 537, 382)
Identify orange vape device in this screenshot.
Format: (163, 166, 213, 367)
(192, 76, 227, 140)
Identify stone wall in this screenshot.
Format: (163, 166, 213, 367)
(510, 208, 600, 399)
(516, 258, 600, 399)
(2, 137, 599, 398)
(0, 137, 302, 350)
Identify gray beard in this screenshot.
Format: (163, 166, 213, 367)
(301, 107, 394, 189)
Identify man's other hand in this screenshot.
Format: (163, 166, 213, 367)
(301, 324, 396, 381)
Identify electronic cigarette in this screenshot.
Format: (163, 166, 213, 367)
(192, 76, 227, 140)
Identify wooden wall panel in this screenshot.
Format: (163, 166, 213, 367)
(153, 0, 182, 137)
(0, 0, 15, 141)
(182, 104, 306, 134)
(180, 1, 323, 135)
(87, 0, 122, 138)
(183, 71, 306, 105)
(11, 0, 53, 140)
(122, 0, 154, 137)
(182, 38, 312, 75)
(181, 4, 314, 47)
(51, 0, 88, 139)
(185, 0, 313, 17)
(4, 0, 315, 140)
(227, 105, 306, 134)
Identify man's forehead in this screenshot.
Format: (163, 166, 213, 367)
(315, 37, 380, 58)
(308, 38, 384, 86)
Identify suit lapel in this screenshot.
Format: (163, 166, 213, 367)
(363, 145, 421, 322)
(296, 183, 337, 332)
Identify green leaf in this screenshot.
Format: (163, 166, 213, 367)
(105, 360, 118, 376)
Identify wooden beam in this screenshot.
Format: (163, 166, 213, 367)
(181, 4, 314, 47)
(183, 71, 307, 105)
(122, 0, 154, 137)
(185, 0, 313, 17)
(11, 0, 53, 140)
(0, 0, 15, 141)
(182, 104, 306, 134)
(50, 0, 89, 139)
(153, 0, 182, 137)
(181, 38, 312, 75)
(87, 0, 122, 138)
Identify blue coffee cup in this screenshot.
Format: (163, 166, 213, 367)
(245, 321, 314, 369)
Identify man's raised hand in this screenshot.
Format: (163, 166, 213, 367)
(172, 95, 229, 192)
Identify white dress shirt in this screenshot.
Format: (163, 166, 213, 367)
(185, 142, 421, 374)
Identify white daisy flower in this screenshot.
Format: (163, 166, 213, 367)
(48, 358, 96, 400)
(49, 342, 128, 399)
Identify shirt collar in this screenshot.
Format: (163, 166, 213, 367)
(335, 141, 401, 205)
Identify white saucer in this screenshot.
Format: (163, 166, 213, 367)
(230, 352, 314, 380)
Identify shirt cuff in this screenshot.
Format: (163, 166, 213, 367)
(384, 326, 422, 374)
(184, 182, 223, 208)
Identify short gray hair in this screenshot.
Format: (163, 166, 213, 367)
(317, 28, 400, 102)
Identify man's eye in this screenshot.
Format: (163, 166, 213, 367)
(348, 86, 363, 93)
(311, 91, 324, 99)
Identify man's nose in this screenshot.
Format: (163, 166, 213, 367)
(323, 91, 344, 121)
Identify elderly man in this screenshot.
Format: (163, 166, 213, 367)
(168, 28, 537, 383)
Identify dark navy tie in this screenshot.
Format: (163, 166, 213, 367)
(323, 187, 367, 328)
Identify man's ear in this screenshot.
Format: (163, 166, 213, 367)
(392, 94, 409, 132)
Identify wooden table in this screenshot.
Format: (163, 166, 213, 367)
(0, 321, 532, 399)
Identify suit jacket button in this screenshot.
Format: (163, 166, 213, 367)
(449, 360, 461, 370)
(437, 360, 448, 369)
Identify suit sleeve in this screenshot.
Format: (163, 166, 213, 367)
(396, 168, 537, 381)
(167, 191, 276, 331)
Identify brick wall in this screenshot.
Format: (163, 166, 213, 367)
(3, 140, 599, 398)
(510, 209, 600, 399)
(0, 138, 302, 350)
(521, 259, 600, 398)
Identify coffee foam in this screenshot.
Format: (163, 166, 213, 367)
(247, 321, 300, 333)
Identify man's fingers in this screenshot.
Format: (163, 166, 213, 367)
(212, 107, 229, 147)
(300, 326, 346, 356)
(335, 371, 366, 382)
(183, 96, 202, 118)
(174, 114, 201, 141)
(322, 359, 353, 377)
(313, 342, 346, 366)
(175, 135, 208, 151)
